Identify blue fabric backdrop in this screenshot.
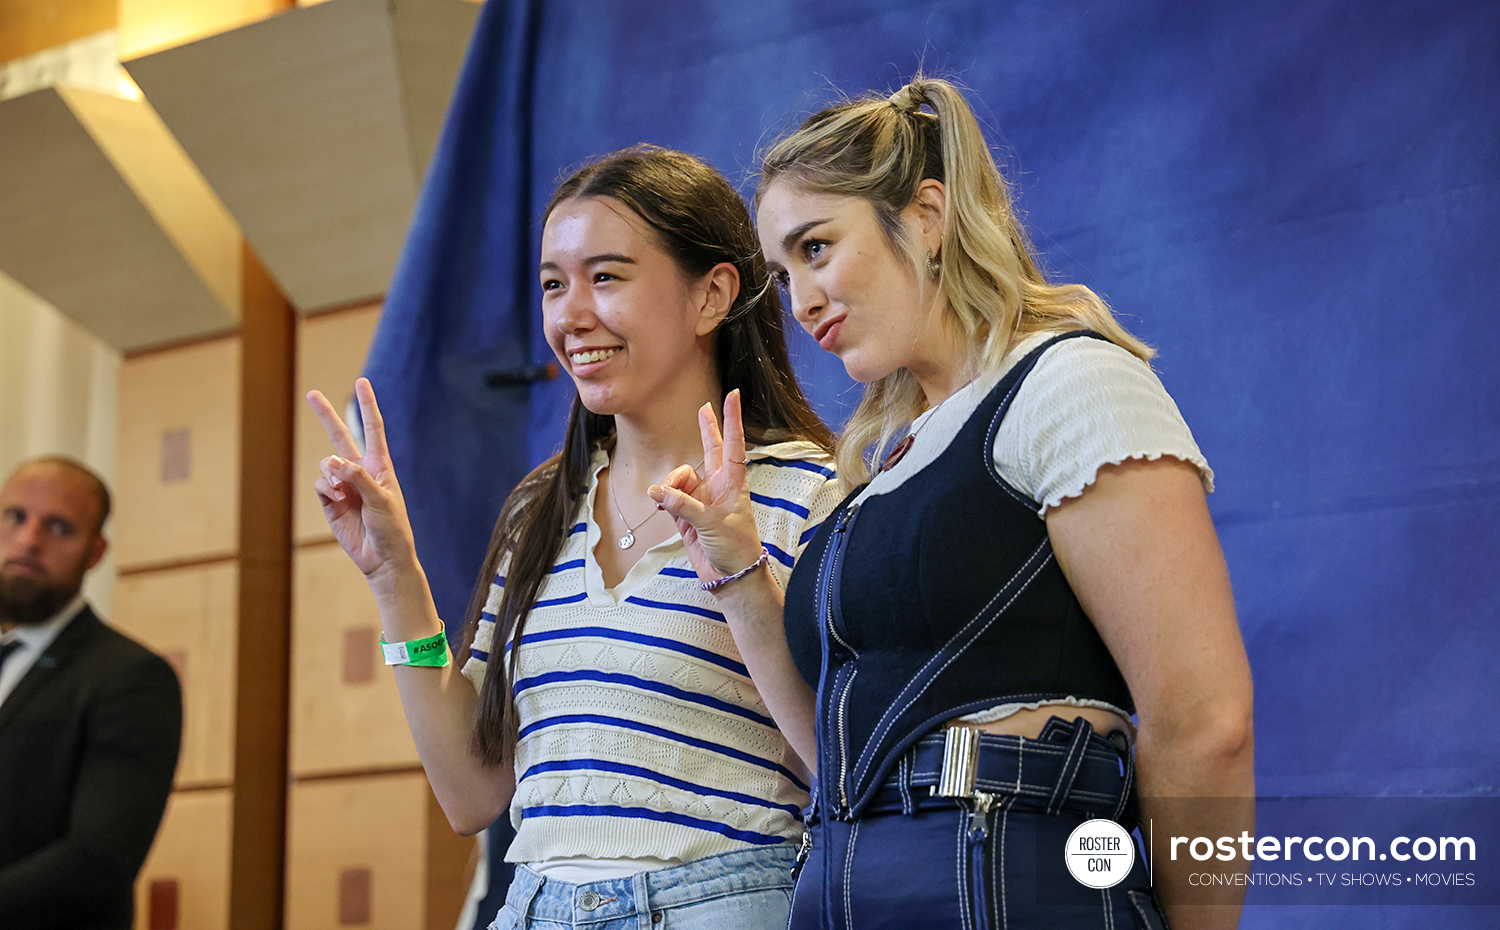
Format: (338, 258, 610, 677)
(366, 1, 1499, 926)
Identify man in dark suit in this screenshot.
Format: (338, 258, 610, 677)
(0, 457, 182, 929)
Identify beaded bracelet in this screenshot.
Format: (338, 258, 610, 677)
(699, 547, 770, 592)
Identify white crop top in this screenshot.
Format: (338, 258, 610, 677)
(854, 330, 1213, 513)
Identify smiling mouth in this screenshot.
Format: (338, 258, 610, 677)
(569, 347, 621, 366)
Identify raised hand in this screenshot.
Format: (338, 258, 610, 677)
(649, 389, 765, 584)
(306, 377, 419, 582)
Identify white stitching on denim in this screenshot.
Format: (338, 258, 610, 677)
(997, 796, 1011, 930)
(851, 540, 1052, 789)
(956, 808, 972, 930)
(1112, 749, 1133, 823)
(843, 819, 860, 930)
(896, 753, 904, 809)
(1048, 724, 1089, 815)
(857, 540, 1046, 759)
(1128, 890, 1156, 929)
(984, 336, 1091, 503)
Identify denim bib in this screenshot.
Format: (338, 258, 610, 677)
(784, 331, 1135, 820)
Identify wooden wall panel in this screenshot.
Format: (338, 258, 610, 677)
(115, 337, 240, 569)
(0, 0, 116, 64)
(134, 789, 233, 930)
(118, 0, 291, 60)
(290, 542, 418, 775)
(294, 303, 381, 543)
(112, 561, 238, 787)
(284, 773, 475, 930)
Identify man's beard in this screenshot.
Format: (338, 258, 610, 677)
(0, 571, 79, 626)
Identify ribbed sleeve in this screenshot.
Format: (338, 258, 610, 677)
(999, 335, 1214, 516)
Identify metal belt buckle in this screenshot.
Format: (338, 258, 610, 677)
(931, 725, 980, 798)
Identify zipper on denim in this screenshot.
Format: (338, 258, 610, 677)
(966, 791, 997, 930)
(818, 503, 860, 817)
(791, 819, 814, 881)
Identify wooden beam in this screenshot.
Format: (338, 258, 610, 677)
(230, 242, 295, 930)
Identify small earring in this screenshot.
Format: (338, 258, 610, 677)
(926, 248, 941, 279)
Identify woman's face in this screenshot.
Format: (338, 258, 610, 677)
(540, 196, 719, 417)
(757, 181, 944, 386)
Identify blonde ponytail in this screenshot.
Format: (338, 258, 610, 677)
(760, 76, 1153, 488)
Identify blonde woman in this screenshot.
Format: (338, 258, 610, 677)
(654, 79, 1254, 930)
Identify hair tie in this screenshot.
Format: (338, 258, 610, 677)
(890, 85, 924, 115)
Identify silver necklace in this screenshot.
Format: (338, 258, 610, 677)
(608, 455, 705, 549)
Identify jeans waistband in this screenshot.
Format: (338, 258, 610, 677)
(863, 716, 1135, 823)
(505, 844, 796, 925)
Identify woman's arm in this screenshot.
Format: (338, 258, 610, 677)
(308, 378, 513, 835)
(650, 390, 819, 775)
(1046, 456, 1254, 930)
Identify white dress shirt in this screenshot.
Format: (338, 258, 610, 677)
(0, 593, 86, 708)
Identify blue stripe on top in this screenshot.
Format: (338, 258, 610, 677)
(751, 456, 835, 479)
(494, 557, 580, 585)
(658, 566, 698, 578)
(513, 671, 774, 728)
(521, 804, 788, 846)
(569, 522, 587, 535)
(534, 591, 588, 610)
(798, 525, 820, 547)
(622, 595, 724, 623)
(471, 647, 490, 663)
(521, 759, 803, 817)
(763, 541, 794, 569)
(504, 625, 748, 677)
(750, 492, 810, 519)
(517, 713, 810, 792)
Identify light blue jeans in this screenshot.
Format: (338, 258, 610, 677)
(487, 845, 796, 930)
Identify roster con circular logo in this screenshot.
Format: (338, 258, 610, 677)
(1065, 818, 1135, 889)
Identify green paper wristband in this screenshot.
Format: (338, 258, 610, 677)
(380, 624, 451, 668)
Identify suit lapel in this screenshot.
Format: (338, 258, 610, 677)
(0, 606, 99, 736)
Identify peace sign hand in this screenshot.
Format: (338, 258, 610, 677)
(649, 389, 766, 587)
(306, 377, 419, 583)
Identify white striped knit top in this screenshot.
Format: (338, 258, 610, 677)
(461, 440, 842, 866)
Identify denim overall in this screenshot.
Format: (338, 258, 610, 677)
(783, 332, 1168, 929)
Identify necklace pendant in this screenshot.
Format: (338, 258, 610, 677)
(880, 435, 915, 472)
(617, 531, 635, 549)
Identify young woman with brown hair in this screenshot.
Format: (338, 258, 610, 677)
(309, 146, 842, 930)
